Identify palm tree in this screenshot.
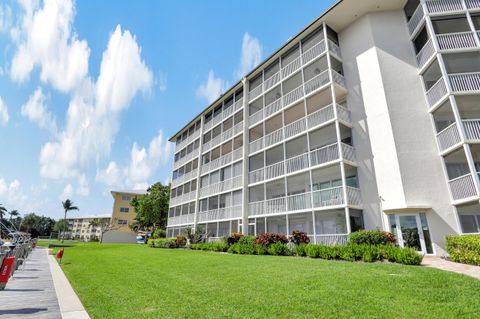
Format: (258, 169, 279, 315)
(9, 210, 19, 222)
(61, 199, 79, 243)
(0, 204, 7, 239)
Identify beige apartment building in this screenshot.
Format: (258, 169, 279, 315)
(103, 189, 146, 243)
(167, 0, 480, 256)
(67, 215, 111, 241)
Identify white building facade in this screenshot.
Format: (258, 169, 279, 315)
(167, 0, 480, 256)
(67, 215, 111, 241)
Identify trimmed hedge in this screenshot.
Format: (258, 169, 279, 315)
(446, 235, 480, 266)
(190, 242, 229, 252)
(149, 238, 176, 248)
(349, 230, 396, 246)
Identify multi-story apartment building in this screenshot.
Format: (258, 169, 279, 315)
(166, 0, 480, 256)
(67, 215, 111, 241)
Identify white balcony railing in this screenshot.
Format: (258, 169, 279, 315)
(249, 138, 264, 154)
(234, 98, 244, 111)
(249, 167, 265, 184)
(199, 175, 243, 198)
(283, 85, 305, 107)
(285, 153, 310, 174)
(174, 148, 200, 169)
(436, 122, 461, 152)
(449, 72, 480, 93)
(197, 205, 242, 223)
(416, 38, 435, 69)
(284, 117, 307, 139)
(167, 213, 194, 226)
(249, 84, 263, 102)
(282, 55, 302, 79)
(264, 71, 281, 91)
(466, 0, 480, 9)
(201, 148, 242, 175)
(448, 173, 477, 200)
(307, 104, 335, 128)
(425, 0, 463, 13)
(408, 4, 425, 35)
(169, 190, 196, 207)
(304, 70, 330, 96)
(302, 40, 326, 65)
(425, 77, 448, 107)
(264, 128, 283, 148)
(337, 104, 351, 124)
(310, 143, 340, 167)
(342, 143, 356, 163)
(171, 168, 198, 188)
(463, 119, 480, 141)
(248, 186, 362, 217)
(328, 40, 342, 59)
(265, 161, 284, 180)
(249, 109, 263, 126)
(174, 129, 201, 154)
(437, 31, 478, 50)
(265, 98, 283, 118)
(314, 234, 349, 245)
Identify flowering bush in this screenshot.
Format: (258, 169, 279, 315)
(255, 232, 288, 246)
(225, 232, 244, 245)
(290, 231, 310, 245)
(349, 230, 396, 246)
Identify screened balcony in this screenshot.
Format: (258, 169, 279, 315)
(432, 15, 478, 51)
(197, 190, 243, 223)
(444, 148, 478, 201)
(405, 0, 424, 35)
(201, 135, 243, 174)
(423, 59, 448, 107)
(167, 202, 195, 226)
(444, 52, 480, 94)
(433, 99, 461, 152)
(198, 161, 243, 198)
(456, 202, 480, 233)
(413, 26, 435, 69)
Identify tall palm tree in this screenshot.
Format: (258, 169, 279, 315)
(0, 204, 7, 239)
(9, 210, 19, 222)
(61, 199, 79, 243)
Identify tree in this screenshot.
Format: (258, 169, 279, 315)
(0, 204, 7, 238)
(61, 199, 79, 243)
(54, 220, 68, 232)
(130, 182, 170, 231)
(20, 213, 55, 237)
(9, 210, 19, 223)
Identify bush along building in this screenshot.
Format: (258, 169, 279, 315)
(166, 0, 480, 256)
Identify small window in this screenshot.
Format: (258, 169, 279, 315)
(122, 196, 131, 201)
(117, 219, 128, 225)
(120, 207, 130, 213)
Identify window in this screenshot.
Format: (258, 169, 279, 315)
(459, 213, 480, 233)
(117, 220, 128, 225)
(122, 195, 131, 201)
(120, 207, 130, 213)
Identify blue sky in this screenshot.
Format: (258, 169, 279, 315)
(0, 0, 335, 220)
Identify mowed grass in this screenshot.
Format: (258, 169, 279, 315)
(57, 244, 480, 319)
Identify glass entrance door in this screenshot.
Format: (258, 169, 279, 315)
(387, 213, 434, 254)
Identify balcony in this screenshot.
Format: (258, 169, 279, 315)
(248, 104, 350, 155)
(436, 122, 461, 152)
(203, 121, 244, 153)
(417, 38, 435, 70)
(201, 148, 243, 175)
(313, 234, 349, 245)
(407, 4, 425, 36)
(449, 72, 480, 93)
(197, 205, 242, 223)
(436, 32, 478, 51)
(248, 142, 356, 185)
(247, 186, 362, 217)
(448, 173, 478, 201)
(199, 175, 243, 198)
(171, 168, 198, 188)
(426, 77, 448, 108)
(174, 148, 200, 169)
(169, 190, 196, 207)
(425, 0, 464, 14)
(167, 214, 194, 226)
(174, 129, 201, 154)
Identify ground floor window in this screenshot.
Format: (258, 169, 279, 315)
(456, 202, 480, 233)
(315, 210, 347, 234)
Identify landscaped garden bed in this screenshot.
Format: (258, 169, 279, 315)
(446, 234, 480, 266)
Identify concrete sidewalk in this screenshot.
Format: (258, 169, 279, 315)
(422, 256, 480, 280)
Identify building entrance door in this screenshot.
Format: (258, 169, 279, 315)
(387, 213, 433, 254)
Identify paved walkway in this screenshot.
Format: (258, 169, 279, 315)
(0, 248, 61, 319)
(422, 256, 480, 280)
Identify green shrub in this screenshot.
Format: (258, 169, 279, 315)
(255, 244, 268, 255)
(294, 244, 308, 257)
(395, 247, 423, 265)
(148, 239, 156, 247)
(238, 236, 256, 245)
(153, 229, 166, 238)
(349, 230, 396, 246)
(224, 232, 244, 245)
(154, 238, 176, 248)
(267, 242, 291, 256)
(446, 235, 480, 266)
(305, 244, 320, 258)
(189, 242, 229, 252)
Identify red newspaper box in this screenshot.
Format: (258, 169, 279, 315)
(56, 248, 64, 263)
(0, 256, 16, 290)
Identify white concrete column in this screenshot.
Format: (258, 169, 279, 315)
(241, 78, 250, 235)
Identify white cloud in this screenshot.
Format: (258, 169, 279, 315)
(0, 3, 12, 33)
(76, 174, 89, 196)
(195, 70, 226, 103)
(235, 32, 262, 79)
(158, 71, 167, 93)
(96, 130, 171, 190)
(61, 183, 73, 199)
(10, 0, 90, 93)
(0, 96, 8, 126)
(0, 178, 28, 213)
(39, 24, 153, 180)
(21, 87, 57, 134)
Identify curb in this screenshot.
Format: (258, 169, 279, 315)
(47, 250, 91, 319)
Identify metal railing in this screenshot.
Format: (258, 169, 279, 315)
(449, 72, 480, 93)
(174, 148, 200, 169)
(448, 173, 477, 200)
(282, 55, 302, 79)
(416, 38, 435, 69)
(425, 77, 448, 107)
(284, 117, 307, 139)
(234, 98, 244, 111)
(304, 70, 330, 96)
(436, 122, 461, 151)
(197, 205, 242, 223)
(167, 214, 195, 226)
(437, 31, 477, 50)
(264, 71, 281, 91)
(408, 4, 425, 35)
(249, 84, 263, 102)
(313, 234, 349, 245)
(302, 40, 326, 65)
(307, 104, 335, 128)
(463, 119, 480, 141)
(328, 40, 342, 59)
(171, 168, 198, 188)
(169, 190, 196, 206)
(200, 148, 242, 175)
(425, 0, 463, 13)
(283, 85, 305, 106)
(466, 0, 480, 9)
(199, 175, 243, 198)
(174, 129, 201, 154)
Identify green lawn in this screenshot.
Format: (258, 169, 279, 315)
(56, 244, 480, 319)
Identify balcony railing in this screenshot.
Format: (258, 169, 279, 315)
(249, 84, 263, 102)
(449, 72, 480, 93)
(174, 129, 201, 154)
(437, 31, 478, 50)
(201, 148, 243, 175)
(328, 40, 342, 59)
(463, 119, 480, 141)
(304, 70, 330, 96)
(407, 4, 425, 35)
(466, 0, 480, 9)
(169, 190, 196, 207)
(307, 104, 335, 128)
(174, 148, 200, 169)
(448, 173, 477, 200)
(264, 71, 281, 91)
(197, 205, 242, 223)
(167, 214, 194, 226)
(284, 117, 307, 139)
(416, 38, 435, 69)
(248, 142, 355, 185)
(282, 55, 302, 79)
(265, 127, 283, 148)
(171, 168, 198, 188)
(425, 77, 448, 107)
(234, 98, 244, 111)
(248, 186, 362, 216)
(199, 175, 243, 198)
(425, 0, 463, 13)
(313, 234, 349, 245)
(436, 122, 461, 152)
(302, 40, 326, 65)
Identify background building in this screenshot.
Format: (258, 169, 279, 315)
(102, 190, 146, 243)
(166, 0, 480, 256)
(67, 215, 111, 241)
